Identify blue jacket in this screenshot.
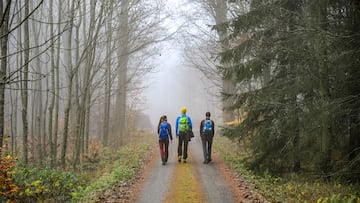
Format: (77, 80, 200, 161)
(175, 114, 192, 135)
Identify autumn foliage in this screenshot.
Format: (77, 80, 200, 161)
(0, 148, 19, 202)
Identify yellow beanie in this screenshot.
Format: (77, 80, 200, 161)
(181, 106, 186, 114)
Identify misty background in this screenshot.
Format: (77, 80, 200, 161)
(144, 49, 221, 129)
(143, 0, 222, 129)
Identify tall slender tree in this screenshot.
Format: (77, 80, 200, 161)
(116, 0, 130, 146)
(21, 1, 30, 165)
(0, 0, 11, 149)
(61, 0, 77, 169)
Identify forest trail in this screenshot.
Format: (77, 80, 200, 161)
(132, 136, 266, 203)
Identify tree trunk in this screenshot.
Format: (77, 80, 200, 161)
(61, 0, 76, 169)
(73, 2, 82, 170)
(212, 0, 235, 122)
(31, 8, 43, 166)
(21, 1, 30, 165)
(53, 0, 62, 167)
(9, 85, 18, 155)
(116, 0, 130, 147)
(48, 0, 56, 168)
(103, 1, 113, 147)
(84, 92, 91, 154)
(0, 0, 11, 149)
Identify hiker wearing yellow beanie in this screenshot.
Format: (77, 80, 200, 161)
(175, 106, 193, 163)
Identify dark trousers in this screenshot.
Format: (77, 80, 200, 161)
(159, 139, 169, 163)
(201, 136, 213, 162)
(177, 133, 188, 159)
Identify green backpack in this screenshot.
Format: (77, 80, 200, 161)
(178, 116, 189, 133)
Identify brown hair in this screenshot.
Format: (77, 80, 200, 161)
(206, 112, 211, 117)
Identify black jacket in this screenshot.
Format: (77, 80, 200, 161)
(199, 118, 215, 137)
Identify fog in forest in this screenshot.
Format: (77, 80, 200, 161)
(142, 0, 222, 130)
(143, 48, 221, 129)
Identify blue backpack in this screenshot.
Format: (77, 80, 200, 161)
(203, 120, 212, 134)
(159, 122, 169, 139)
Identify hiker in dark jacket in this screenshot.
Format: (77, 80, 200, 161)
(200, 112, 215, 164)
(157, 115, 173, 165)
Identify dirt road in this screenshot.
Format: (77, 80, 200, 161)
(134, 137, 266, 203)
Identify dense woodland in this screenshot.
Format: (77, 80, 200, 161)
(219, 0, 360, 181)
(0, 0, 359, 201)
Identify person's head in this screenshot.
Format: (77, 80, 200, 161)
(181, 106, 186, 114)
(162, 115, 167, 122)
(206, 112, 211, 118)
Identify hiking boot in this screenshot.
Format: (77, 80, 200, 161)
(183, 159, 187, 163)
(178, 156, 181, 162)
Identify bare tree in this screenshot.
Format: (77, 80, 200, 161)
(115, 0, 130, 146)
(112, 0, 166, 147)
(1, 0, 164, 169)
(61, 0, 77, 169)
(0, 0, 11, 149)
(102, 0, 114, 147)
(53, 0, 62, 168)
(31, 0, 45, 166)
(48, 0, 56, 168)
(20, 1, 30, 165)
(179, 0, 239, 122)
(73, 0, 105, 168)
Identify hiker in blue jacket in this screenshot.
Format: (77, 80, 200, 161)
(200, 112, 215, 164)
(157, 115, 173, 165)
(175, 106, 193, 163)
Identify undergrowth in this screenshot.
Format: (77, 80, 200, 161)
(72, 141, 152, 202)
(213, 136, 360, 203)
(1, 137, 153, 203)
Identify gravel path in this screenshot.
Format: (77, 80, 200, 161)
(135, 137, 241, 203)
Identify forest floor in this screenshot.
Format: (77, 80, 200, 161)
(95, 136, 267, 203)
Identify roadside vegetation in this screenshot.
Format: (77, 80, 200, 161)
(0, 131, 154, 203)
(214, 135, 360, 202)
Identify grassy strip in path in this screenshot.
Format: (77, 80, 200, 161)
(164, 151, 205, 203)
